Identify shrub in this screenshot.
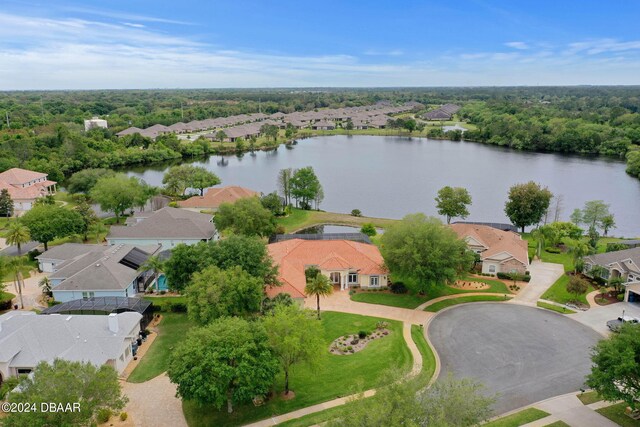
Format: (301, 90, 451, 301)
(169, 302, 188, 313)
(275, 225, 286, 234)
(358, 330, 368, 339)
(0, 376, 21, 399)
(168, 201, 178, 208)
(347, 346, 353, 351)
(390, 282, 408, 294)
(360, 223, 377, 237)
(120, 412, 128, 421)
(376, 321, 389, 330)
(351, 339, 359, 345)
(159, 290, 166, 295)
(545, 246, 562, 254)
(351, 209, 362, 217)
(96, 408, 111, 423)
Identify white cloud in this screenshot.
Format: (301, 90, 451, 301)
(505, 41, 529, 50)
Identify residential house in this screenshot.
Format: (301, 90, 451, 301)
(106, 207, 216, 249)
(0, 311, 141, 380)
(583, 247, 640, 302)
(312, 120, 336, 130)
(178, 186, 259, 211)
(84, 117, 108, 131)
(267, 239, 388, 299)
(450, 223, 529, 275)
(116, 127, 143, 137)
(0, 168, 57, 212)
(37, 243, 161, 302)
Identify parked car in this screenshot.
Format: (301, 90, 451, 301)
(606, 315, 640, 331)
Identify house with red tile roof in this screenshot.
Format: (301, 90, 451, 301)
(0, 168, 57, 213)
(450, 223, 529, 275)
(178, 186, 259, 211)
(267, 239, 388, 299)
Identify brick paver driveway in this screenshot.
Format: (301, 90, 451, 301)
(428, 303, 601, 415)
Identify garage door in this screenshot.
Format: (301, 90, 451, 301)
(629, 290, 640, 304)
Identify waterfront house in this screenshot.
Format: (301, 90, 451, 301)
(178, 186, 259, 211)
(37, 243, 161, 302)
(0, 168, 57, 213)
(450, 223, 529, 275)
(0, 311, 142, 379)
(267, 239, 388, 299)
(312, 120, 336, 131)
(107, 207, 217, 249)
(583, 247, 640, 302)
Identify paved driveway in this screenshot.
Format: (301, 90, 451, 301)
(428, 303, 602, 415)
(571, 301, 640, 336)
(511, 260, 564, 305)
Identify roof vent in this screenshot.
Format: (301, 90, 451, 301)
(95, 263, 100, 267)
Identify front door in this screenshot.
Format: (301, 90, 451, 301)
(330, 272, 341, 285)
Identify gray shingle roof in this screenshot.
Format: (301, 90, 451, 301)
(107, 207, 215, 240)
(51, 244, 159, 291)
(0, 311, 141, 369)
(584, 247, 640, 273)
(36, 243, 104, 261)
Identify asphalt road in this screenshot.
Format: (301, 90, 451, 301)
(428, 303, 602, 415)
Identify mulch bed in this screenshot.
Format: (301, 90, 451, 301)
(329, 329, 390, 355)
(594, 292, 620, 306)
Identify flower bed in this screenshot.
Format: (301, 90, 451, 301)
(329, 322, 391, 355)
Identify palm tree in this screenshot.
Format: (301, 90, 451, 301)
(39, 276, 52, 297)
(5, 221, 30, 255)
(9, 256, 27, 309)
(304, 274, 333, 320)
(138, 255, 165, 292)
(563, 238, 590, 274)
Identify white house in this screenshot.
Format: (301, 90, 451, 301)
(84, 117, 108, 131)
(106, 207, 217, 249)
(0, 311, 141, 383)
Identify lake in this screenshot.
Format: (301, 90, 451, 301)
(125, 135, 640, 237)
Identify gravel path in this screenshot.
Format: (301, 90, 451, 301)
(121, 374, 187, 427)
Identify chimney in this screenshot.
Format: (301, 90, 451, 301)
(108, 313, 119, 334)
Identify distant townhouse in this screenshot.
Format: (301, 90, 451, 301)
(0, 311, 142, 378)
(106, 207, 217, 249)
(583, 247, 640, 303)
(267, 239, 388, 299)
(178, 186, 259, 211)
(312, 120, 336, 130)
(450, 223, 529, 275)
(0, 168, 57, 212)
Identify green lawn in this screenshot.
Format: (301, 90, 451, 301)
(424, 294, 511, 312)
(577, 391, 602, 405)
(540, 274, 594, 305)
(537, 301, 576, 314)
(351, 275, 511, 309)
(351, 292, 431, 309)
(277, 323, 436, 427)
(275, 208, 398, 233)
(127, 311, 196, 383)
(543, 421, 571, 427)
(0, 292, 16, 313)
(53, 191, 79, 208)
(484, 408, 550, 427)
(597, 403, 640, 427)
(183, 311, 411, 427)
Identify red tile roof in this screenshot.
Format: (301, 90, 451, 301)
(178, 186, 259, 209)
(0, 168, 55, 202)
(266, 239, 386, 298)
(0, 168, 47, 185)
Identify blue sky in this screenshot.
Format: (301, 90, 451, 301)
(2, 0, 640, 89)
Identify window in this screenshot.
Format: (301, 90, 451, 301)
(370, 276, 379, 287)
(348, 273, 358, 284)
(125, 346, 131, 358)
(488, 265, 496, 273)
(17, 368, 32, 375)
(82, 292, 94, 299)
(330, 272, 341, 284)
